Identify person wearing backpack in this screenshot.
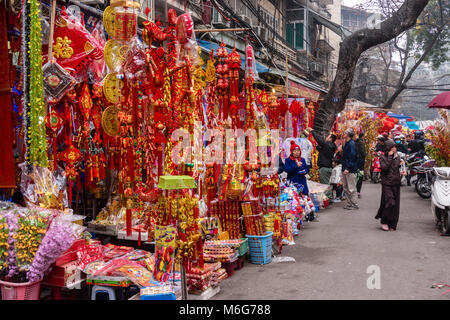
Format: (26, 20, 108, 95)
(355, 132, 367, 198)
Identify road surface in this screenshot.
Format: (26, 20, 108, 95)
(215, 182, 450, 300)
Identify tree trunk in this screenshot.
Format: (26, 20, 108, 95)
(382, 25, 446, 108)
(313, 0, 430, 137)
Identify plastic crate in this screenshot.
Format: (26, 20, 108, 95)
(0, 280, 41, 300)
(238, 238, 248, 256)
(245, 231, 273, 265)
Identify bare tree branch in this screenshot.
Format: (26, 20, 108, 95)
(312, 0, 430, 136)
(382, 24, 446, 108)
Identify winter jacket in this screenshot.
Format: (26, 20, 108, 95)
(277, 156, 285, 174)
(311, 130, 336, 169)
(375, 143, 385, 153)
(284, 156, 309, 195)
(380, 153, 402, 186)
(355, 138, 366, 171)
(395, 143, 408, 154)
(342, 139, 358, 173)
(408, 139, 425, 154)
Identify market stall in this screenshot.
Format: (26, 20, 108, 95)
(0, 0, 336, 300)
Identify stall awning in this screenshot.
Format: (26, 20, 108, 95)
(197, 40, 269, 74)
(267, 69, 327, 92)
(387, 112, 413, 120)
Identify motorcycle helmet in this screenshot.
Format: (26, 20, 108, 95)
(377, 135, 384, 141)
(394, 135, 401, 144)
(414, 130, 424, 139)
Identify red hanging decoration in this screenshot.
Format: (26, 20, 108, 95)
(278, 95, 289, 131)
(58, 144, 82, 206)
(45, 108, 64, 170)
(289, 97, 303, 138)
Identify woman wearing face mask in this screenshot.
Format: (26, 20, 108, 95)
(394, 135, 408, 154)
(375, 139, 407, 231)
(284, 141, 309, 196)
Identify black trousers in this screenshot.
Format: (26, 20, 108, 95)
(356, 174, 363, 193)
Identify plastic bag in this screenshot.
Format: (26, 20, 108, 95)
(123, 37, 148, 82)
(245, 44, 258, 80)
(113, 7, 138, 42)
(46, 8, 103, 82)
(88, 21, 107, 82)
(19, 163, 68, 209)
(175, 13, 200, 67)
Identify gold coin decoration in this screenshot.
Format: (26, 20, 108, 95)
(101, 106, 119, 136)
(104, 39, 128, 71)
(103, 6, 115, 36)
(103, 72, 124, 104)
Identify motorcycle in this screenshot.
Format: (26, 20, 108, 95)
(405, 152, 427, 186)
(414, 159, 436, 199)
(430, 167, 450, 235)
(370, 151, 383, 184)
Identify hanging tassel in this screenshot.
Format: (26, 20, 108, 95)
(53, 136, 57, 171)
(68, 179, 72, 207)
(138, 229, 141, 247)
(126, 208, 132, 236)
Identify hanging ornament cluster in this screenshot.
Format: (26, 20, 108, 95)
(227, 48, 241, 127)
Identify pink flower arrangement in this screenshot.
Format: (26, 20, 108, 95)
(27, 218, 79, 282)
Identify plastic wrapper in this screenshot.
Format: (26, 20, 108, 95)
(42, 60, 77, 104)
(115, 262, 154, 287)
(88, 21, 107, 82)
(123, 37, 148, 82)
(47, 9, 103, 82)
(26, 216, 85, 282)
(113, 7, 138, 42)
(245, 44, 258, 80)
(19, 163, 68, 209)
(175, 13, 200, 67)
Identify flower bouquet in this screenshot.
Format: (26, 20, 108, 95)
(0, 202, 85, 297)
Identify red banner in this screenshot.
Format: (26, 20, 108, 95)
(0, 4, 15, 188)
(288, 80, 321, 102)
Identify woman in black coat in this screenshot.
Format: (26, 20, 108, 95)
(375, 139, 406, 231)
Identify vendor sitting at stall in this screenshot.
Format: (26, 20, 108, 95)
(284, 141, 309, 196)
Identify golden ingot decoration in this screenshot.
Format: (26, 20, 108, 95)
(103, 72, 124, 104)
(103, 6, 116, 36)
(102, 106, 120, 136)
(104, 39, 129, 71)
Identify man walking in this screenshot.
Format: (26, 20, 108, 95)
(311, 130, 336, 199)
(342, 128, 359, 210)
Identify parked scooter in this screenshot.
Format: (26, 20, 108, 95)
(431, 167, 450, 235)
(370, 151, 383, 183)
(405, 152, 427, 186)
(414, 159, 437, 199)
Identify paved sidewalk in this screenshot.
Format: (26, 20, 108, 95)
(215, 182, 450, 300)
